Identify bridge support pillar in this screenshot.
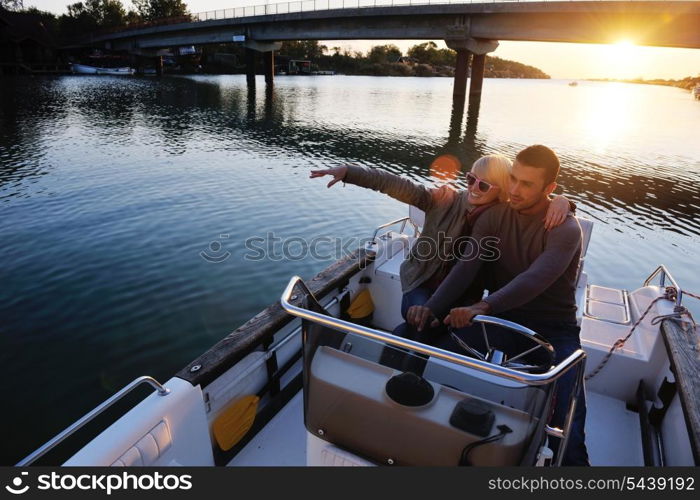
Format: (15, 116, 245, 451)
(154, 56, 163, 76)
(446, 37, 498, 135)
(246, 48, 257, 87)
(469, 53, 486, 105)
(264, 51, 274, 86)
(467, 53, 487, 134)
(449, 49, 471, 137)
(452, 49, 471, 102)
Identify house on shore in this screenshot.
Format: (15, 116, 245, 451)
(0, 7, 62, 75)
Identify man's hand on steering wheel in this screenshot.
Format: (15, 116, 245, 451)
(444, 301, 492, 328)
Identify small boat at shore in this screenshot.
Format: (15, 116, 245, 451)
(70, 63, 135, 76)
(17, 207, 700, 467)
(693, 85, 700, 100)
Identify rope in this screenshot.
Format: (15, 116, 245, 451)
(585, 286, 698, 381)
(650, 287, 698, 336)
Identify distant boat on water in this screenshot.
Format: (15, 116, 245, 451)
(568, 81, 578, 87)
(70, 63, 135, 75)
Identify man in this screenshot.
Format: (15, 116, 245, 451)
(411, 144, 589, 466)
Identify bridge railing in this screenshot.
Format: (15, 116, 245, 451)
(192, 0, 345, 21)
(191, 0, 692, 23)
(191, 1, 503, 22)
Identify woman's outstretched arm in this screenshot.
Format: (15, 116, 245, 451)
(310, 164, 434, 212)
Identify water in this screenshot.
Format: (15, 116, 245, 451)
(1, 75, 698, 464)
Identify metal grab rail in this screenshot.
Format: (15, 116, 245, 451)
(280, 276, 586, 386)
(644, 264, 683, 308)
(370, 216, 418, 243)
(16, 376, 170, 466)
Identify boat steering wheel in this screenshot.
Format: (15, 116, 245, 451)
(449, 315, 555, 373)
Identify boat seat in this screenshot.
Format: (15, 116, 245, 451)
(577, 217, 594, 281)
(575, 217, 594, 324)
(375, 252, 404, 282)
(579, 217, 593, 258)
(371, 257, 407, 331)
(585, 285, 630, 324)
(373, 232, 410, 272)
(374, 235, 408, 281)
(369, 231, 412, 331)
(372, 204, 422, 285)
(409, 205, 425, 231)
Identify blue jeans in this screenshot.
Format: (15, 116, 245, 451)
(446, 318, 589, 466)
(379, 286, 447, 374)
(394, 286, 447, 345)
(547, 333, 589, 466)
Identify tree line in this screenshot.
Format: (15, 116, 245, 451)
(593, 76, 700, 92)
(1, 0, 189, 42)
(222, 41, 550, 78)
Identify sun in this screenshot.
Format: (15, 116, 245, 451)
(602, 40, 647, 79)
(611, 40, 637, 58)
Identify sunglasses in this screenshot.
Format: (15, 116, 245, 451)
(466, 172, 497, 193)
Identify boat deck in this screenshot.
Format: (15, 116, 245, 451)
(228, 388, 644, 466)
(228, 391, 306, 466)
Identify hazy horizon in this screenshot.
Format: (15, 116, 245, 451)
(22, 0, 700, 80)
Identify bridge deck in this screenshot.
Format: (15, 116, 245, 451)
(91, 1, 700, 50)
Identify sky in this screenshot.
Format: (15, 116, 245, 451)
(24, 0, 700, 80)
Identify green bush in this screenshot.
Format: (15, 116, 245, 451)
(414, 64, 435, 77)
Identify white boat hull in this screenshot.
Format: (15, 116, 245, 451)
(70, 63, 135, 76)
(18, 210, 699, 467)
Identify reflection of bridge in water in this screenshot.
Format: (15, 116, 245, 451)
(88, 1, 700, 136)
(3, 76, 698, 237)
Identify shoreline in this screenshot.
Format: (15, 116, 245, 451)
(586, 77, 700, 91)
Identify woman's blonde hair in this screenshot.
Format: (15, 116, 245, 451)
(471, 154, 512, 203)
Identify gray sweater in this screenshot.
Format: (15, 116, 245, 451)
(344, 164, 474, 293)
(425, 202, 583, 323)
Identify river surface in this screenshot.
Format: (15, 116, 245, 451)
(1, 75, 699, 464)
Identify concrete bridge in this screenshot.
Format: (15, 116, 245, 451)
(94, 1, 700, 50)
(90, 1, 700, 129)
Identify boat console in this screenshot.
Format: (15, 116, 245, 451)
(280, 277, 586, 466)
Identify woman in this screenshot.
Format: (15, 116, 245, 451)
(310, 154, 570, 341)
